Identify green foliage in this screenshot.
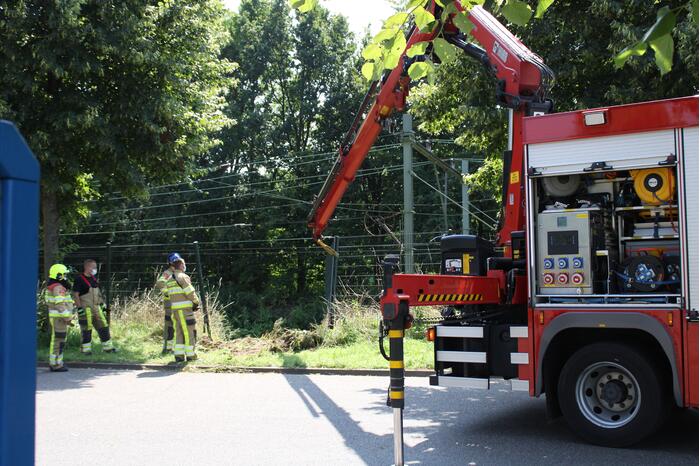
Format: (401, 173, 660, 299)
(75, 0, 380, 331)
(464, 157, 504, 204)
(615, 5, 683, 75)
(293, 0, 692, 78)
(289, 0, 318, 13)
(0, 0, 235, 269)
(501, 0, 533, 26)
(292, 0, 555, 83)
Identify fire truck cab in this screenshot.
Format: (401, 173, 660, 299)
(428, 95, 698, 447)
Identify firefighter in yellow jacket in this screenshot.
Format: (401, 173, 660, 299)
(164, 252, 200, 362)
(72, 259, 116, 354)
(155, 260, 177, 353)
(44, 264, 75, 372)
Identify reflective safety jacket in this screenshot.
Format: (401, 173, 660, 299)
(75, 274, 104, 310)
(167, 270, 200, 311)
(45, 280, 74, 318)
(155, 267, 177, 307)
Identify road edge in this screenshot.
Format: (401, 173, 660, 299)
(36, 361, 432, 377)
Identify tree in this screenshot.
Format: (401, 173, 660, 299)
(0, 0, 234, 275)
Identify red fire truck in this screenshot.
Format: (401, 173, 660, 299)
(306, 1, 698, 462)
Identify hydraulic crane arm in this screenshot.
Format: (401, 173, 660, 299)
(307, 2, 553, 249)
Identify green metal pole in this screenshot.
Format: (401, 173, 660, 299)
(402, 113, 414, 274)
(462, 159, 470, 235)
(105, 241, 112, 325)
(193, 241, 211, 338)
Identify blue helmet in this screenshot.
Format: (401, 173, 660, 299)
(168, 252, 184, 264)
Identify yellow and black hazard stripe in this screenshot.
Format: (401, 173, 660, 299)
(387, 328, 405, 408)
(417, 293, 483, 303)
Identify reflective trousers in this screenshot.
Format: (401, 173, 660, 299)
(49, 316, 72, 368)
(164, 302, 175, 352)
(77, 305, 113, 353)
(172, 306, 196, 360)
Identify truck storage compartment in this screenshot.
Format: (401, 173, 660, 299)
(526, 129, 687, 307)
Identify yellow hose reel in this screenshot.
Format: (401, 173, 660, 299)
(630, 168, 676, 205)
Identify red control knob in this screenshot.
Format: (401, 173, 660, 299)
(557, 273, 569, 285)
(571, 273, 584, 285)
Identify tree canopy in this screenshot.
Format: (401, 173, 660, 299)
(0, 0, 234, 274)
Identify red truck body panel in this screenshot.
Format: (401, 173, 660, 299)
(521, 95, 699, 406)
(523, 96, 699, 144)
(684, 321, 698, 407)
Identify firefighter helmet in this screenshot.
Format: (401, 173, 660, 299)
(168, 252, 184, 264)
(49, 263, 69, 280)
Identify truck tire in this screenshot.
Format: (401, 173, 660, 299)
(557, 342, 669, 447)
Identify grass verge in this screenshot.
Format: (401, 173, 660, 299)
(37, 290, 436, 370)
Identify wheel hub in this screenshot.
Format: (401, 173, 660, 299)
(576, 362, 640, 428)
(596, 371, 635, 411)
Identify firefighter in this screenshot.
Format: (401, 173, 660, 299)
(44, 264, 75, 372)
(72, 259, 116, 354)
(165, 252, 200, 362)
(155, 259, 177, 354)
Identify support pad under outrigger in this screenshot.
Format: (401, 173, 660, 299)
(380, 255, 412, 466)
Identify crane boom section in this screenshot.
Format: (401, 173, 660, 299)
(307, 2, 552, 243)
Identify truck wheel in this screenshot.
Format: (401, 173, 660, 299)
(557, 342, 669, 447)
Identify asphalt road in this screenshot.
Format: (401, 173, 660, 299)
(36, 369, 697, 466)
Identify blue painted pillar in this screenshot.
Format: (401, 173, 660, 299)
(0, 121, 40, 466)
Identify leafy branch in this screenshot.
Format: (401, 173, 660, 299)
(290, 0, 556, 83)
(615, 1, 697, 75)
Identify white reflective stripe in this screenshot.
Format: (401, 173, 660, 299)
(49, 310, 74, 317)
(47, 295, 72, 302)
(46, 297, 71, 304)
(181, 285, 195, 294)
(171, 301, 193, 309)
(510, 352, 529, 364)
(435, 326, 484, 338)
(509, 326, 528, 338)
(436, 351, 487, 363)
(436, 376, 489, 389)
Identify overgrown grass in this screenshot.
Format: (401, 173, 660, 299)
(37, 290, 437, 370)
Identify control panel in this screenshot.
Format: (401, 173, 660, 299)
(536, 209, 600, 295)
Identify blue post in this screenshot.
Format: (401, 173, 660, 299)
(0, 121, 40, 466)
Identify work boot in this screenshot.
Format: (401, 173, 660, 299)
(187, 354, 198, 362)
(50, 366, 68, 373)
(103, 348, 118, 353)
(174, 356, 186, 363)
